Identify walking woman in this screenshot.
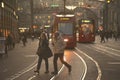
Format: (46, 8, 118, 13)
(34, 32, 53, 74)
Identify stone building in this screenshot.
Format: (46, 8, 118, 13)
(103, 0, 120, 35)
(0, 0, 19, 41)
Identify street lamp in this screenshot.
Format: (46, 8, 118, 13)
(30, 0, 34, 35)
(106, 0, 111, 3)
(1, 2, 4, 8)
(65, 6, 77, 11)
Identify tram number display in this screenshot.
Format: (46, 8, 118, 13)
(81, 20, 92, 23)
(60, 18, 70, 21)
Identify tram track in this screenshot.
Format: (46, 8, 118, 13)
(50, 50, 87, 80)
(89, 44, 120, 58)
(75, 48, 102, 80)
(25, 50, 87, 80)
(6, 47, 101, 80)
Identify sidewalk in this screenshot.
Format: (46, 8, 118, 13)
(95, 35, 120, 49)
(0, 39, 37, 79)
(95, 35, 120, 43)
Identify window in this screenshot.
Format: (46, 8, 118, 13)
(58, 23, 73, 35)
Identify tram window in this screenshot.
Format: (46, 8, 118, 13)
(81, 24, 93, 34)
(58, 23, 73, 35)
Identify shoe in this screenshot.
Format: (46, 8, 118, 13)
(34, 70, 39, 74)
(51, 71, 58, 75)
(45, 71, 49, 74)
(68, 66, 72, 73)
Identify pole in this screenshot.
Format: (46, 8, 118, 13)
(30, 0, 34, 34)
(63, 0, 66, 15)
(103, 1, 108, 31)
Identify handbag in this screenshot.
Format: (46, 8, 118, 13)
(36, 46, 53, 58)
(46, 46, 53, 58)
(36, 47, 41, 55)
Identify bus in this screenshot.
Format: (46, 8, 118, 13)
(78, 19, 95, 42)
(52, 14, 76, 48)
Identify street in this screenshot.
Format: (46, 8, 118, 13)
(0, 0, 120, 80)
(0, 36, 120, 80)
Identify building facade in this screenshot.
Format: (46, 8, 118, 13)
(0, 0, 19, 41)
(103, 0, 120, 35)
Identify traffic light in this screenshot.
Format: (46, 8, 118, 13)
(107, 0, 111, 3)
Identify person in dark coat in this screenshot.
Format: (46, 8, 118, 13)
(34, 32, 53, 74)
(105, 31, 109, 42)
(113, 31, 118, 41)
(21, 35, 27, 46)
(6, 34, 13, 49)
(100, 30, 105, 43)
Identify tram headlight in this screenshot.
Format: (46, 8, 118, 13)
(82, 35, 84, 37)
(49, 38, 52, 42)
(92, 34, 94, 37)
(64, 39, 68, 42)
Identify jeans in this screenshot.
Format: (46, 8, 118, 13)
(37, 57, 49, 71)
(53, 53, 71, 72)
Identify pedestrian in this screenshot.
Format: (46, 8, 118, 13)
(34, 32, 53, 74)
(105, 31, 109, 42)
(21, 35, 27, 46)
(31, 35, 34, 41)
(51, 31, 71, 75)
(113, 31, 118, 41)
(11, 33, 15, 48)
(100, 30, 105, 43)
(6, 34, 13, 49)
(0, 32, 4, 37)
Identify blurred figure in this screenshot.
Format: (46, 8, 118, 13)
(100, 30, 105, 43)
(34, 32, 53, 74)
(11, 33, 15, 48)
(113, 31, 118, 41)
(31, 35, 35, 41)
(21, 35, 27, 46)
(6, 34, 14, 49)
(51, 31, 71, 75)
(0, 32, 4, 37)
(105, 31, 109, 42)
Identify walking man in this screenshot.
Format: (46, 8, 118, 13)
(51, 31, 71, 75)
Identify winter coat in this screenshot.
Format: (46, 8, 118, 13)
(36, 38, 53, 58)
(52, 35, 66, 54)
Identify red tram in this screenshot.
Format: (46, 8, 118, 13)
(78, 19, 95, 42)
(52, 14, 76, 48)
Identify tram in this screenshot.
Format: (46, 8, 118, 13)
(78, 19, 95, 42)
(52, 14, 76, 48)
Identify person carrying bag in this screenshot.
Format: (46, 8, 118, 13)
(35, 32, 53, 74)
